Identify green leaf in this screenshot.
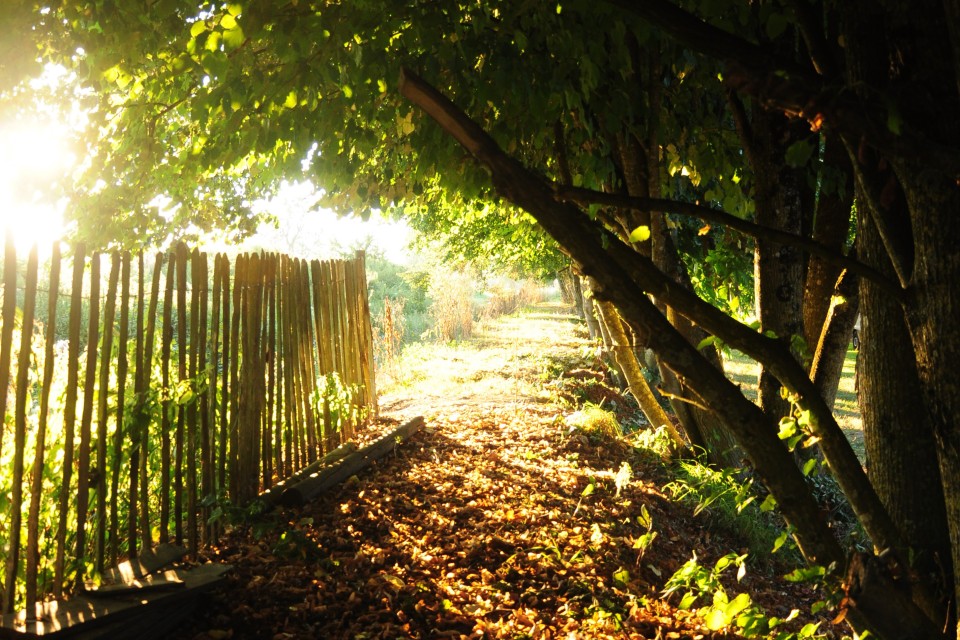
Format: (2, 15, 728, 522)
(725, 592, 752, 617)
(714, 554, 735, 572)
(759, 494, 777, 512)
(765, 12, 789, 40)
(704, 607, 729, 630)
(284, 90, 298, 108)
(887, 104, 902, 135)
(220, 14, 238, 30)
(201, 50, 228, 77)
(802, 458, 817, 476)
(514, 29, 527, 51)
(696, 335, 717, 350)
(190, 20, 207, 37)
(785, 140, 814, 167)
(777, 418, 797, 440)
(223, 25, 245, 49)
(613, 567, 630, 585)
(784, 565, 826, 583)
(772, 530, 789, 552)
(205, 30, 222, 52)
(629, 225, 651, 242)
(636, 503, 653, 530)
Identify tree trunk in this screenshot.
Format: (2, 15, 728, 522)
(839, 0, 957, 625)
(557, 266, 578, 308)
(593, 296, 686, 453)
(803, 134, 854, 350)
(803, 134, 857, 409)
(580, 276, 602, 341)
(859, 204, 950, 623)
(641, 42, 740, 468)
(897, 159, 960, 628)
(748, 111, 807, 422)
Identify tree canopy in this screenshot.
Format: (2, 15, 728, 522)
(5, 1, 960, 637)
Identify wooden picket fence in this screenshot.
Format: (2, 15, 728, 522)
(0, 238, 377, 616)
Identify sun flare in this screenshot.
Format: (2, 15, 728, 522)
(0, 119, 74, 253)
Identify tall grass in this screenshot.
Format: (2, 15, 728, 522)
(428, 269, 475, 342)
(478, 278, 543, 320)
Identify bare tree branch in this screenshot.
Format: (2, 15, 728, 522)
(554, 185, 902, 299)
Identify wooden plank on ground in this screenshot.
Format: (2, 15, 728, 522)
(280, 416, 425, 507)
(254, 442, 358, 510)
(82, 570, 184, 598)
(97, 544, 187, 586)
(0, 563, 231, 639)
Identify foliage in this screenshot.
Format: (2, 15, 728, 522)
(565, 403, 623, 440)
(664, 553, 822, 638)
(311, 372, 365, 438)
(663, 460, 798, 566)
(677, 225, 755, 320)
(366, 252, 430, 344)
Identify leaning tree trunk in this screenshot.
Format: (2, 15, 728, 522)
(593, 297, 687, 453)
(808, 266, 859, 411)
(398, 69, 944, 638)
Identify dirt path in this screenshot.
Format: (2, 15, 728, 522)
(377, 301, 590, 421)
(176, 303, 833, 639)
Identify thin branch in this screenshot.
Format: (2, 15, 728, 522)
(603, 0, 808, 78)
(839, 137, 912, 289)
(783, 0, 838, 78)
(554, 185, 903, 299)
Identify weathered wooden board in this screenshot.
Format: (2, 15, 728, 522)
(0, 563, 231, 639)
(95, 543, 187, 587)
(255, 441, 359, 510)
(280, 416, 425, 507)
(82, 570, 184, 598)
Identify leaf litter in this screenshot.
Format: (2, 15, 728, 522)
(174, 302, 840, 639)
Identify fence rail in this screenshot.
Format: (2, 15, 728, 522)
(0, 237, 377, 616)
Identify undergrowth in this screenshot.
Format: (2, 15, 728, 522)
(664, 460, 801, 570)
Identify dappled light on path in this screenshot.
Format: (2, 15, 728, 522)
(174, 303, 835, 639)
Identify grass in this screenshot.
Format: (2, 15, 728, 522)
(721, 347, 864, 462)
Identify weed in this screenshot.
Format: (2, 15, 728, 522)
(663, 460, 800, 568)
(565, 403, 622, 440)
(664, 553, 824, 638)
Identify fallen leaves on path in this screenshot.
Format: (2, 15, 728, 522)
(173, 305, 839, 639)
